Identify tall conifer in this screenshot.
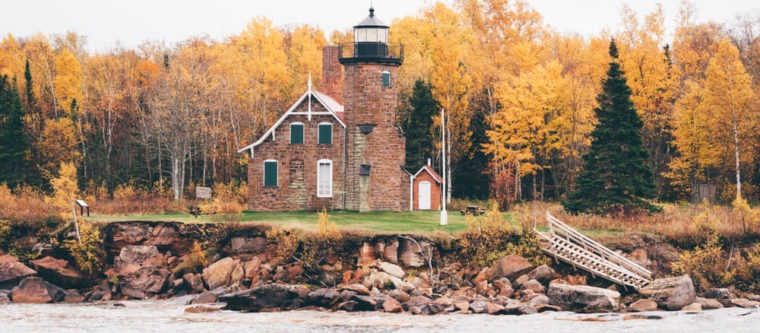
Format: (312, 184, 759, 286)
(0, 75, 30, 188)
(563, 40, 658, 214)
(404, 79, 438, 171)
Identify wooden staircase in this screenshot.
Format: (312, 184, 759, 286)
(534, 212, 652, 291)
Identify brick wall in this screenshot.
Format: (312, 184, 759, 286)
(247, 99, 346, 211)
(342, 62, 408, 212)
(321, 46, 343, 104)
(412, 171, 441, 211)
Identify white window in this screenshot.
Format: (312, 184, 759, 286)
(317, 159, 332, 198)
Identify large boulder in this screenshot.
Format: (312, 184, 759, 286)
(202, 257, 240, 290)
(398, 239, 430, 268)
(120, 266, 171, 299)
(30, 256, 88, 289)
(0, 255, 36, 289)
(379, 262, 405, 279)
(223, 237, 267, 260)
(492, 255, 534, 280)
(305, 288, 340, 308)
(10, 277, 64, 303)
(640, 275, 696, 311)
(547, 284, 620, 313)
(219, 284, 303, 311)
(383, 239, 399, 264)
(627, 298, 658, 312)
(527, 265, 556, 284)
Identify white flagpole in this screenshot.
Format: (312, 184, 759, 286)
(440, 108, 447, 226)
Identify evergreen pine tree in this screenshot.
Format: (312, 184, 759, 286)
(404, 79, 438, 171)
(563, 40, 658, 215)
(0, 75, 30, 189)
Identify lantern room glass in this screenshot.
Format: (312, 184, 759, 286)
(355, 27, 389, 43)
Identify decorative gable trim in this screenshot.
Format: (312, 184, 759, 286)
(237, 89, 346, 156)
(412, 165, 442, 183)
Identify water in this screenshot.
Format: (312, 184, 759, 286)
(1, 301, 759, 332)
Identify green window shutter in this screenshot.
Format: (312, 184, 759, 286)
(318, 124, 332, 144)
(264, 161, 278, 186)
(382, 71, 390, 87)
(290, 124, 303, 144)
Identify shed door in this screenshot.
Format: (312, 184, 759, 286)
(419, 181, 431, 210)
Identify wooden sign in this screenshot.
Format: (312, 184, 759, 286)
(196, 187, 212, 200)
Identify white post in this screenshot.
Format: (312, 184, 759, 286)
(440, 108, 447, 226)
(72, 203, 81, 244)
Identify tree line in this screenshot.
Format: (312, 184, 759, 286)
(1, 0, 759, 207)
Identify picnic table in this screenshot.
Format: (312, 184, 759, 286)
(460, 206, 486, 216)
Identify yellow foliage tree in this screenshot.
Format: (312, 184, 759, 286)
(36, 117, 81, 180)
(53, 49, 83, 114)
(46, 162, 79, 220)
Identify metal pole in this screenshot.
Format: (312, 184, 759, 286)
(440, 108, 447, 226)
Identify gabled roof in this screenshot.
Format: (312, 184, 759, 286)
(412, 165, 442, 184)
(237, 86, 345, 156)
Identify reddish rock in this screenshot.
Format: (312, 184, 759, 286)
(10, 277, 63, 303)
(342, 284, 370, 295)
(358, 242, 376, 265)
(640, 275, 696, 311)
(453, 298, 470, 312)
(472, 267, 494, 284)
(535, 304, 561, 312)
(184, 303, 225, 313)
(183, 273, 205, 293)
(383, 296, 403, 313)
(224, 237, 267, 260)
(729, 298, 760, 308)
(485, 302, 504, 315)
(527, 265, 556, 284)
(492, 255, 534, 281)
(30, 256, 88, 289)
(120, 267, 171, 299)
(398, 239, 430, 268)
(628, 299, 658, 312)
(388, 289, 410, 303)
(273, 264, 303, 283)
(682, 303, 702, 311)
(63, 290, 85, 303)
(695, 297, 723, 310)
(379, 262, 405, 279)
(383, 239, 399, 264)
(522, 279, 545, 293)
(629, 248, 650, 267)
(475, 279, 488, 295)
(243, 256, 262, 279)
(202, 257, 239, 290)
(191, 291, 220, 304)
(0, 255, 36, 288)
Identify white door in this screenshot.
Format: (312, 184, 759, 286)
(419, 181, 431, 210)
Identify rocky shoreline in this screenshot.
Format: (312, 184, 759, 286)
(1, 221, 759, 316)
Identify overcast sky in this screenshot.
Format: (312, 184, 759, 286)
(2, 0, 758, 51)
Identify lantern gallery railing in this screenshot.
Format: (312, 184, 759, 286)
(338, 43, 403, 64)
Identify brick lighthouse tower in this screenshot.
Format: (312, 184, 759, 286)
(339, 7, 409, 212)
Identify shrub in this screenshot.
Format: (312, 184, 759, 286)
(0, 219, 11, 249)
(173, 241, 207, 277)
(200, 180, 247, 215)
(670, 234, 734, 291)
(458, 203, 548, 267)
(266, 226, 298, 261)
(301, 208, 343, 267)
(62, 222, 104, 276)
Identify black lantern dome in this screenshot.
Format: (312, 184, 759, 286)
(339, 7, 403, 65)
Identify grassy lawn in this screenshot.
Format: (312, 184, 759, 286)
(85, 207, 626, 238)
(86, 210, 493, 235)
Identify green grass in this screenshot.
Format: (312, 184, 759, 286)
(86, 209, 625, 238)
(86, 210, 480, 235)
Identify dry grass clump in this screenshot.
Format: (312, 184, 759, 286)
(199, 180, 247, 214)
(0, 183, 60, 229)
(520, 201, 760, 247)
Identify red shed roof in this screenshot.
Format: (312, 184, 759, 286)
(413, 165, 442, 183)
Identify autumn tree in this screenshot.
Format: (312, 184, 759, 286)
(702, 38, 757, 199)
(564, 40, 658, 214)
(0, 75, 28, 188)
